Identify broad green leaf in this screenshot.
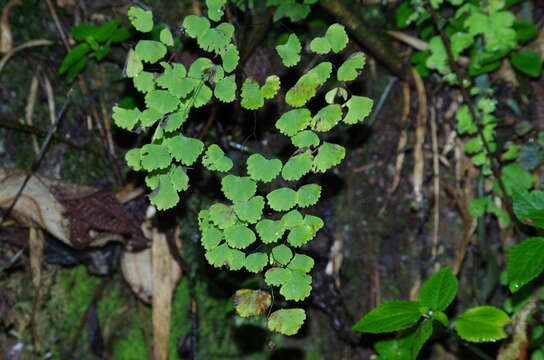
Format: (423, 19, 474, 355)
(267, 187, 298, 211)
(512, 188, 544, 228)
(221, 175, 257, 203)
(201, 226, 223, 250)
(304, 214, 324, 233)
(140, 108, 162, 127)
(337, 53, 366, 81)
(265, 267, 291, 286)
(276, 34, 301, 67)
(149, 176, 178, 210)
(214, 75, 237, 102)
(313, 142, 346, 172)
(233, 196, 265, 223)
(272, 244, 293, 265)
(159, 27, 174, 46)
(183, 15, 211, 39)
(205, 243, 245, 269)
(65, 56, 87, 83)
(164, 134, 204, 165)
(291, 130, 320, 148)
(246, 154, 282, 183)
(202, 144, 233, 172)
(188, 57, 214, 80)
(282, 150, 313, 181)
(232, 289, 271, 316)
(225, 224, 256, 249)
(145, 89, 179, 114)
(280, 210, 304, 229)
(262, 75, 281, 99)
(285, 62, 332, 107)
(411, 319, 434, 359)
(506, 237, 544, 292)
(514, 20, 538, 42)
(192, 84, 213, 108)
(498, 163, 535, 195)
(418, 267, 458, 311)
(125, 49, 143, 78)
(112, 106, 140, 131)
(71, 23, 99, 42)
(197, 22, 234, 54)
(125, 148, 142, 170)
(128, 6, 153, 33)
(352, 301, 422, 333)
(276, 108, 312, 136)
(511, 50, 542, 78)
(206, 0, 226, 21)
(280, 271, 312, 301)
(135, 40, 167, 63)
(312, 104, 343, 132)
(297, 184, 321, 208)
(326, 24, 348, 53)
(343, 96, 373, 124)
(451, 32, 473, 59)
(241, 78, 264, 110)
(162, 110, 188, 132)
(133, 71, 155, 93)
(110, 28, 132, 43)
(209, 203, 237, 229)
(287, 254, 314, 273)
(59, 43, 90, 75)
(140, 144, 171, 170)
(267, 309, 306, 335)
(455, 306, 510, 342)
(287, 223, 314, 247)
(256, 219, 286, 244)
(244, 253, 268, 273)
(221, 44, 239, 73)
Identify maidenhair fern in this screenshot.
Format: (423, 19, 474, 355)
(114, 1, 373, 335)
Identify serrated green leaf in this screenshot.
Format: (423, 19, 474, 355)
(125, 48, 143, 78)
(282, 150, 313, 181)
(201, 226, 223, 250)
(287, 223, 314, 247)
(313, 142, 345, 172)
(304, 214, 323, 233)
(455, 306, 510, 342)
(164, 134, 204, 165)
(352, 301, 422, 333)
(262, 75, 281, 99)
(221, 44, 239, 73)
(267, 187, 298, 211)
(221, 175, 257, 203)
(276, 108, 312, 137)
(291, 130, 320, 148)
(145, 89, 179, 114)
(148, 176, 179, 210)
(125, 148, 142, 170)
(128, 6, 153, 33)
(506, 237, 544, 292)
(337, 52, 366, 81)
(280, 271, 312, 301)
(159, 27, 174, 46)
(225, 224, 256, 249)
(312, 104, 342, 132)
(343, 96, 373, 124)
(265, 267, 291, 286)
(135, 40, 167, 63)
(214, 75, 236, 102)
(183, 15, 211, 39)
(512, 188, 544, 228)
(168, 165, 189, 191)
(233, 196, 265, 223)
(276, 34, 301, 67)
(419, 267, 458, 311)
(206, 0, 226, 21)
(310, 24, 348, 54)
(140, 108, 163, 127)
(140, 143, 172, 170)
(197, 23, 234, 54)
(209, 203, 237, 229)
(267, 309, 306, 336)
(205, 243, 230, 267)
(232, 289, 271, 316)
(59, 43, 90, 75)
(202, 144, 233, 172)
(272, 1, 310, 22)
(310, 37, 331, 54)
(133, 71, 155, 93)
(287, 254, 314, 273)
(286, 62, 332, 107)
(112, 106, 140, 131)
(244, 253, 269, 273)
(246, 154, 282, 183)
(256, 219, 286, 244)
(241, 78, 264, 110)
(272, 244, 293, 265)
(188, 57, 214, 80)
(280, 210, 304, 229)
(162, 110, 188, 132)
(297, 184, 321, 208)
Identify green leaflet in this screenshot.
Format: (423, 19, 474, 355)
(276, 34, 301, 67)
(225, 224, 256, 249)
(135, 40, 167, 63)
(262, 75, 281, 99)
(233, 196, 265, 224)
(244, 254, 269, 273)
(310, 24, 348, 54)
(312, 104, 343, 132)
(455, 306, 510, 342)
(221, 175, 257, 203)
(163, 134, 204, 166)
(297, 184, 321, 208)
(352, 301, 422, 333)
(267, 309, 306, 336)
(221, 44, 239, 73)
(267, 187, 298, 211)
(214, 75, 237, 102)
(246, 154, 282, 183)
(206, 0, 226, 22)
(282, 150, 313, 181)
(337, 52, 366, 81)
(313, 142, 346, 172)
(202, 144, 233, 172)
(209, 203, 237, 229)
(241, 78, 264, 110)
(506, 237, 544, 292)
(233, 289, 271, 316)
(343, 96, 373, 124)
(112, 106, 140, 131)
(145, 89, 178, 114)
(128, 6, 153, 33)
(272, 244, 293, 265)
(276, 108, 312, 136)
(285, 62, 332, 107)
(418, 267, 458, 311)
(255, 219, 286, 244)
(125, 48, 143, 78)
(291, 130, 320, 148)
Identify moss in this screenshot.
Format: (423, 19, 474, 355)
(112, 318, 149, 360)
